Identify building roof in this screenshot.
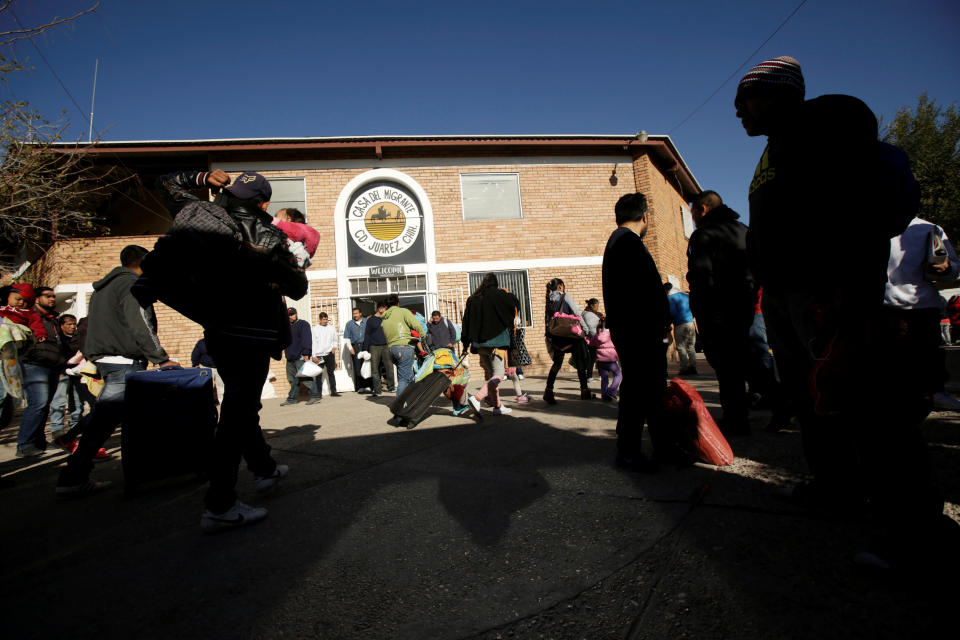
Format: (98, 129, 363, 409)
(56, 133, 701, 198)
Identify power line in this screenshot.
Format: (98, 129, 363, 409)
(10, 8, 92, 130)
(667, 0, 809, 135)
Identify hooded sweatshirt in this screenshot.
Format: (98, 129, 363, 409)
(83, 266, 168, 364)
(380, 306, 423, 348)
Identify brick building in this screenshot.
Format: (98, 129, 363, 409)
(20, 135, 701, 389)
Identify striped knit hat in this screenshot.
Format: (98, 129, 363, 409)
(737, 56, 805, 99)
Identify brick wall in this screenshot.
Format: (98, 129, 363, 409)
(24, 155, 692, 380)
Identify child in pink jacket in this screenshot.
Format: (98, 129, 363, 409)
(586, 318, 621, 402)
(272, 208, 320, 268)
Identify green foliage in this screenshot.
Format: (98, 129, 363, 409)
(883, 92, 960, 240)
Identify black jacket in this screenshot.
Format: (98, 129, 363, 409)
(747, 94, 892, 308)
(20, 307, 66, 369)
(686, 205, 756, 324)
(361, 315, 387, 352)
(602, 227, 670, 346)
(83, 266, 168, 364)
(136, 171, 305, 358)
(461, 288, 518, 350)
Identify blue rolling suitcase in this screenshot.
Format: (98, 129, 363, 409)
(121, 366, 218, 491)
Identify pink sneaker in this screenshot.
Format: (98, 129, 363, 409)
(92, 448, 112, 463)
(515, 394, 530, 403)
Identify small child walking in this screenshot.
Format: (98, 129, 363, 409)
(587, 318, 621, 402)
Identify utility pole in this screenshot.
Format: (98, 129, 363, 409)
(88, 58, 98, 143)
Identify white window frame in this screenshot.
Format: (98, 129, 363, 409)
(266, 177, 307, 220)
(467, 269, 534, 328)
(459, 172, 524, 221)
(681, 204, 694, 239)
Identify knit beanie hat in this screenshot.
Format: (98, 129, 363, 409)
(737, 56, 805, 99)
(11, 282, 35, 307)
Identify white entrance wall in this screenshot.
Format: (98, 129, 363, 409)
(333, 169, 438, 333)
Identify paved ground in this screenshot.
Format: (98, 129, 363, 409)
(1, 363, 957, 639)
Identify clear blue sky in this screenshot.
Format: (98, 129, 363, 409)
(3, 0, 959, 220)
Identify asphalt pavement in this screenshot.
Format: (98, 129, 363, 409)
(1, 363, 957, 639)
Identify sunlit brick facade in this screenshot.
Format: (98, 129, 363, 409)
(21, 136, 701, 388)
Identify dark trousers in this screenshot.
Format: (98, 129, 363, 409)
(349, 344, 370, 390)
(204, 335, 277, 512)
(697, 311, 754, 427)
(610, 329, 666, 456)
(368, 344, 395, 393)
(58, 361, 145, 486)
(317, 352, 337, 395)
(763, 291, 942, 544)
(285, 358, 320, 400)
(546, 339, 589, 390)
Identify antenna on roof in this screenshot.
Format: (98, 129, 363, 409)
(88, 58, 98, 143)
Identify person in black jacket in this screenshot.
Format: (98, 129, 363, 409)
(602, 193, 670, 473)
(460, 274, 519, 415)
(281, 308, 320, 406)
(737, 56, 948, 569)
(362, 302, 395, 397)
(686, 190, 756, 435)
(143, 169, 307, 532)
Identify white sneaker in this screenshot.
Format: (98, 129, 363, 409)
(933, 392, 960, 411)
(254, 464, 289, 493)
(493, 405, 513, 415)
(468, 395, 482, 413)
(517, 374, 524, 380)
(200, 500, 268, 533)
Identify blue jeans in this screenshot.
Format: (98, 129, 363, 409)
(49, 375, 83, 434)
(17, 362, 59, 451)
(389, 345, 415, 396)
(58, 362, 144, 485)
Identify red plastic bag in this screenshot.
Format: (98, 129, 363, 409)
(660, 377, 734, 466)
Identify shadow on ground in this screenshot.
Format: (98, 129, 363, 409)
(0, 376, 957, 639)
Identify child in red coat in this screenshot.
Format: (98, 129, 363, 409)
(0, 284, 47, 341)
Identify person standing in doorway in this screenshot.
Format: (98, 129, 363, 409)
(343, 308, 370, 393)
(311, 312, 341, 398)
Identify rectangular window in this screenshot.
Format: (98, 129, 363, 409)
(467, 270, 533, 327)
(460, 173, 523, 221)
(266, 177, 307, 219)
(681, 204, 694, 239)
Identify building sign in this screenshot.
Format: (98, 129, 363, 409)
(346, 180, 425, 267)
(369, 265, 405, 277)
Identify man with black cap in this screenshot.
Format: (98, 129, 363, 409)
(144, 168, 307, 532)
(602, 192, 671, 473)
(282, 307, 320, 405)
(736, 57, 949, 569)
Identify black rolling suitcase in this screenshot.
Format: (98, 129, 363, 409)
(388, 351, 478, 429)
(121, 366, 218, 491)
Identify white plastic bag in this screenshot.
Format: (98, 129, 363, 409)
(298, 360, 322, 378)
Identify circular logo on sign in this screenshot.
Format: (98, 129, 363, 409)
(347, 182, 422, 257)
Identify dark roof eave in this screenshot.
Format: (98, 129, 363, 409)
(49, 133, 701, 198)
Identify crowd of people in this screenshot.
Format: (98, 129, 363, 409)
(0, 56, 957, 571)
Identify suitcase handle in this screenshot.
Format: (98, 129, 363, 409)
(158, 364, 184, 371)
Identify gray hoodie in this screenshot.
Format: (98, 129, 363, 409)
(84, 266, 168, 364)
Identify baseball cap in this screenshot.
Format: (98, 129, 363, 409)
(287, 307, 297, 315)
(226, 172, 273, 201)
